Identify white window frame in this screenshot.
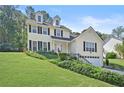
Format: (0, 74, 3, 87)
(42, 42, 48, 51)
(85, 42, 95, 52)
(56, 29, 61, 37)
(56, 20, 59, 26)
(43, 28, 48, 35)
(38, 16, 41, 22)
(32, 26, 37, 33)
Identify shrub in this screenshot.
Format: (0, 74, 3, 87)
(37, 51, 58, 59)
(58, 60, 124, 86)
(105, 58, 109, 66)
(106, 52, 117, 59)
(25, 51, 47, 60)
(59, 53, 69, 61)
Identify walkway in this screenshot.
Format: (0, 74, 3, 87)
(104, 68, 124, 75)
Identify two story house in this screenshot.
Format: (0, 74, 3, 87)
(26, 11, 104, 67)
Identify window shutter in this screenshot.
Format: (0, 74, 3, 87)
(29, 25, 31, 32)
(38, 26, 40, 34)
(29, 40, 32, 50)
(48, 28, 50, 35)
(83, 41, 85, 51)
(48, 42, 50, 51)
(54, 29, 56, 36)
(95, 43, 97, 52)
(61, 30, 63, 37)
(40, 27, 42, 34)
(41, 41, 42, 50)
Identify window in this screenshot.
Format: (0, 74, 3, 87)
(43, 42, 47, 51)
(56, 20, 59, 26)
(38, 41, 42, 51)
(56, 29, 61, 37)
(43, 28, 48, 35)
(38, 26, 42, 34)
(84, 42, 96, 52)
(32, 26, 37, 33)
(38, 16, 41, 22)
(33, 41, 37, 51)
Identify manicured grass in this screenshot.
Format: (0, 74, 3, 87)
(108, 59, 124, 71)
(109, 59, 124, 66)
(0, 52, 113, 87)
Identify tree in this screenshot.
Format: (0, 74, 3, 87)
(112, 26, 124, 39)
(25, 6, 35, 19)
(115, 43, 124, 59)
(0, 5, 27, 51)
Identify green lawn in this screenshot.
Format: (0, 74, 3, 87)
(0, 52, 113, 87)
(108, 59, 124, 71)
(109, 59, 124, 66)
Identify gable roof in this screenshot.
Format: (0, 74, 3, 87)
(71, 26, 104, 42)
(104, 36, 122, 45)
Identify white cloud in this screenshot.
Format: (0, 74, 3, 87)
(50, 8, 62, 15)
(80, 15, 124, 33)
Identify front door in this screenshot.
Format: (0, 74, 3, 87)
(55, 43, 62, 52)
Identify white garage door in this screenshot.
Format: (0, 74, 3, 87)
(86, 58, 103, 67)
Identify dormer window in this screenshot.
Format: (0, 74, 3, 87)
(53, 15, 61, 26)
(56, 20, 59, 26)
(38, 16, 41, 22)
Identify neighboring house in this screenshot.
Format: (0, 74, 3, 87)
(103, 37, 122, 58)
(26, 11, 104, 67)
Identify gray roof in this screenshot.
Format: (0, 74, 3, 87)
(104, 36, 122, 45)
(51, 36, 71, 41)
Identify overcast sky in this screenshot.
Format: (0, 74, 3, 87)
(19, 5, 124, 34)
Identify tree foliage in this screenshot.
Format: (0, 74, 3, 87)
(112, 26, 124, 39)
(25, 6, 35, 20)
(115, 43, 124, 59)
(0, 5, 27, 51)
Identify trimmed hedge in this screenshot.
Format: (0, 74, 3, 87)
(58, 60, 124, 86)
(37, 51, 58, 59)
(25, 51, 47, 60)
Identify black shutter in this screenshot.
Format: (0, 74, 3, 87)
(40, 27, 42, 34)
(29, 25, 31, 32)
(38, 26, 40, 34)
(61, 30, 63, 37)
(95, 43, 97, 52)
(48, 28, 50, 35)
(48, 42, 50, 51)
(83, 41, 85, 51)
(29, 40, 32, 50)
(54, 29, 56, 36)
(41, 41, 42, 50)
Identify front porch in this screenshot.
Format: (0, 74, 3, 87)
(51, 38, 70, 53)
